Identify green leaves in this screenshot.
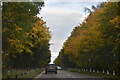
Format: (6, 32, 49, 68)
(2, 2, 51, 69)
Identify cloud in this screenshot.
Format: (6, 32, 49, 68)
(38, 2, 104, 63)
(47, 0, 107, 2)
(38, 7, 83, 62)
(50, 52, 59, 64)
(40, 7, 83, 51)
(45, 2, 99, 12)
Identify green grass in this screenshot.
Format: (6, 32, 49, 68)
(2, 69, 43, 79)
(68, 69, 120, 80)
(20, 69, 43, 78)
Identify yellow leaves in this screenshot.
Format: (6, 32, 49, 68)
(110, 16, 119, 23)
(13, 23, 17, 26)
(24, 46, 33, 55)
(25, 49, 33, 55)
(14, 43, 24, 53)
(8, 38, 20, 45)
(13, 23, 23, 31)
(26, 33, 29, 36)
(3, 23, 22, 34)
(32, 24, 44, 32)
(3, 27, 9, 32)
(12, 49, 23, 54)
(15, 27, 22, 31)
(32, 32, 38, 38)
(10, 44, 24, 54)
(7, 38, 25, 53)
(4, 16, 50, 55)
(26, 41, 34, 47)
(18, 44, 24, 49)
(30, 17, 51, 45)
(33, 27, 38, 32)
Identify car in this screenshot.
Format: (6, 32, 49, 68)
(56, 66, 62, 70)
(45, 64, 57, 74)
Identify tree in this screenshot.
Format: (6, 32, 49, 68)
(2, 2, 51, 69)
(54, 2, 120, 75)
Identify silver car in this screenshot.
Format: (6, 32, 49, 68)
(45, 64, 57, 74)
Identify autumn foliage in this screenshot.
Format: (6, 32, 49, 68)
(2, 2, 51, 69)
(54, 2, 120, 75)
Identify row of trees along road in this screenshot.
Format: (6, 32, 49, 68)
(2, 2, 51, 70)
(54, 2, 120, 75)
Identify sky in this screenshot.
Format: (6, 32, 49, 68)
(37, 0, 107, 64)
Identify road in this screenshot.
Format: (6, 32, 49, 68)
(34, 70, 107, 80)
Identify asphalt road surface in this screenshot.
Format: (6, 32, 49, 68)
(35, 70, 107, 80)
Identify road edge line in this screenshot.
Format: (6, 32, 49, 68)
(34, 70, 44, 78)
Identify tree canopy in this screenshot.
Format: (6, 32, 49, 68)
(54, 2, 120, 75)
(2, 2, 51, 69)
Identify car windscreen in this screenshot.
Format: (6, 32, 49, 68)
(49, 64, 56, 67)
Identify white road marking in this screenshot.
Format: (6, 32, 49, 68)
(34, 70, 44, 78)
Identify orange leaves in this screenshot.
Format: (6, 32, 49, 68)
(110, 16, 120, 29)
(55, 2, 120, 70)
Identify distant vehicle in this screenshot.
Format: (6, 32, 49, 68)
(56, 66, 62, 70)
(45, 64, 57, 74)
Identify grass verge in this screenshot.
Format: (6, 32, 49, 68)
(2, 68, 43, 79)
(67, 69, 120, 80)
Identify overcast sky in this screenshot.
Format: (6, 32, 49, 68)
(37, 0, 107, 64)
